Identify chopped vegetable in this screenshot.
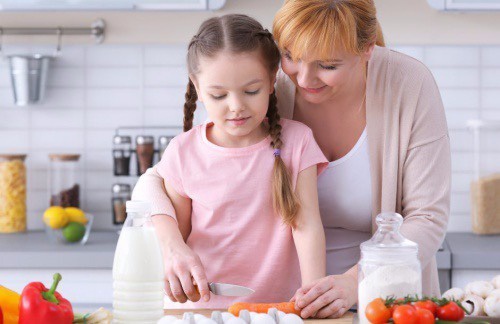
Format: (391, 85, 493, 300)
(228, 302, 301, 317)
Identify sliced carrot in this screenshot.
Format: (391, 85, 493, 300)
(228, 302, 301, 317)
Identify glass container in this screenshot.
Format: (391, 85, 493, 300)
(135, 135, 154, 176)
(49, 154, 80, 208)
(112, 183, 131, 225)
(158, 135, 174, 161)
(113, 135, 132, 176)
(358, 213, 422, 324)
(0, 154, 27, 233)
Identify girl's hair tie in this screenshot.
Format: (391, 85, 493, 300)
(273, 149, 281, 157)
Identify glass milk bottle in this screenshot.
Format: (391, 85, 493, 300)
(358, 213, 422, 324)
(113, 201, 164, 323)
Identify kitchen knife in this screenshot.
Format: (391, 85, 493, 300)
(208, 282, 254, 296)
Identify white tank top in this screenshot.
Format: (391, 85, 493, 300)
(317, 128, 372, 275)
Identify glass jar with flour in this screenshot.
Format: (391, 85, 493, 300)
(358, 213, 422, 324)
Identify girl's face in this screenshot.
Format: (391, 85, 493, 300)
(192, 50, 275, 147)
(281, 45, 374, 105)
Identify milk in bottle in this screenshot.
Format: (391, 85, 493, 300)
(113, 201, 164, 323)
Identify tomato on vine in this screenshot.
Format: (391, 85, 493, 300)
(365, 298, 392, 324)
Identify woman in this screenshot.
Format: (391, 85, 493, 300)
(132, 0, 450, 319)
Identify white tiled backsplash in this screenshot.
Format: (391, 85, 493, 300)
(0, 44, 499, 231)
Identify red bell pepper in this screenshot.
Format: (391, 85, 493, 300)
(1, 304, 4, 324)
(19, 273, 73, 324)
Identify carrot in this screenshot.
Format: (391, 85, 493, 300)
(228, 302, 301, 317)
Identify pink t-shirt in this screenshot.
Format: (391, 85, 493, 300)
(156, 119, 328, 309)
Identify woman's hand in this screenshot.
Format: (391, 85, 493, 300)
(292, 273, 358, 319)
(163, 239, 210, 303)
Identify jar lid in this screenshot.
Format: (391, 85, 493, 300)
(136, 135, 154, 145)
(0, 154, 27, 161)
(113, 135, 132, 145)
(126, 200, 151, 214)
(49, 154, 80, 161)
(112, 183, 131, 194)
(360, 213, 418, 255)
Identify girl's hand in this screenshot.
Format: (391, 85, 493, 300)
(292, 273, 357, 319)
(163, 240, 210, 303)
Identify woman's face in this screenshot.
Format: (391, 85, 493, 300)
(281, 45, 374, 105)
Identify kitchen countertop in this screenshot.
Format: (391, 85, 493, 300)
(0, 230, 118, 269)
(446, 232, 500, 269)
(0, 230, 482, 270)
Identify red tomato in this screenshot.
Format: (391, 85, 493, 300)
(393, 305, 418, 324)
(413, 300, 438, 316)
(416, 308, 435, 324)
(436, 301, 465, 322)
(365, 298, 392, 324)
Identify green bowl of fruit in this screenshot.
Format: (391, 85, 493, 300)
(43, 207, 93, 245)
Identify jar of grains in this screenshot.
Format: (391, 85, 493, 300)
(0, 154, 27, 233)
(49, 154, 81, 208)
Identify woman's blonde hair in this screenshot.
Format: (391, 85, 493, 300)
(273, 0, 384, 61)
(185, 14, 300, 226)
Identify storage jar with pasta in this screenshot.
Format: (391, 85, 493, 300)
(49, 154, 80, 208)
(0, 154, 27, 233)
(468, 120, 500, 234)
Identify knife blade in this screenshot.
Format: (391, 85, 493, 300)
(208, 282, 254, 296)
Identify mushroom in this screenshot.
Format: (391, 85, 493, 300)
(239, 310, 251, 324)
(465, 281, 495, 299)
(252, 314, 275, 324)
(267, 308, 279, 324)
(158, 315, 180, 324)
(197, 318, 217, 324)
(489, 289, 500, 298)
(194, 314, 207, 322)
(484, 293, 500, 317)
(280, 314, 303, 324)
(442, 287, 466, 301)
(221, 312, 235, 323)
(211, 311, 224, 324)
(462, 294, 485, 316)
(492, 275, 500, 290)
(226, 317, 247, 324)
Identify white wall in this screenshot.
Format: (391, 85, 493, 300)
(0, 1, 499, 232)
(0, 0, 500, 45)
(0, 43, 497, 232)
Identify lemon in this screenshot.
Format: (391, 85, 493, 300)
(43, 206, 69, 229)
(62, 222, 86, 242)
(64, 207, 88, 225)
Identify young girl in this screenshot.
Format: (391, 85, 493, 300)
(145, 14, 328, 309)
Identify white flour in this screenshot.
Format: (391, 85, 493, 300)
(358, 265, 421, 324)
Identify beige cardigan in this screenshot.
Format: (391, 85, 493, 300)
(276, 46, 450, 296)
(132, 46, 450, 297)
